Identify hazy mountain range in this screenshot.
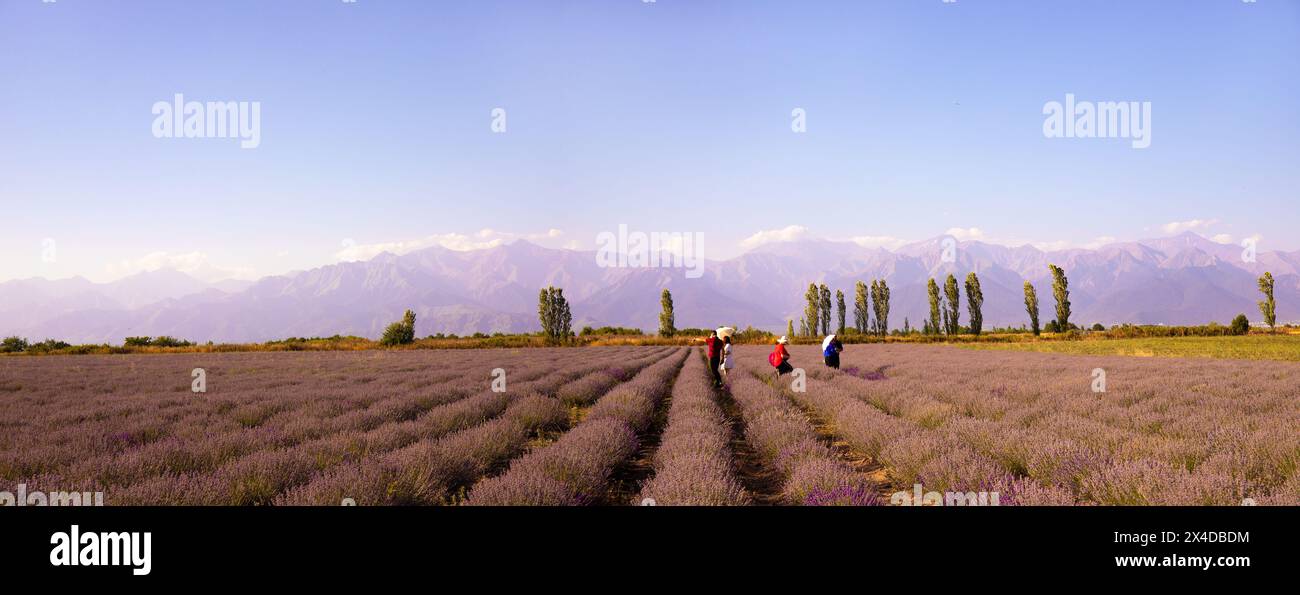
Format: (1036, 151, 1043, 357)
(2, 232, 1296, 343)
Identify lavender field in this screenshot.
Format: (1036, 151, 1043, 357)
(2, 345, 1298, 506)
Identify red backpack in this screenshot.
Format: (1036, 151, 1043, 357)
(768, 346, 784, 367)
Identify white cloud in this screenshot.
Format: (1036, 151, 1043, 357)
(1161, 219, 1218, 234)
(334, 229, 565, 262)
(745, 225, 1122, 254)
(739, 225, 810, 250)
(1031, 240, 1074, 252)
(848, 235, 907, 250)
(1211, 234, 1234, 244)
(104, 251, 257, 283)
(944, 227, 985, 241)
(1083, 236, 1118, 249)
(1029, 236, 1119, 252)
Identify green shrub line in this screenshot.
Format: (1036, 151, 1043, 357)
(2, 319, 1294, 357)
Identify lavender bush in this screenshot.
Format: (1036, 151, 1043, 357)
(638, 353, 749, 505)
(727, 370, 873, 505)
(4, 342, 1299, 506)
(467, 349, 687, 505)
(0, 346, 658, 504)
(738, 344, 1300, 505)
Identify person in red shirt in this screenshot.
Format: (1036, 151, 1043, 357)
(770, 336, 793, 376)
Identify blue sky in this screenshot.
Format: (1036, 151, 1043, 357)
(2, 0, 1297, 282)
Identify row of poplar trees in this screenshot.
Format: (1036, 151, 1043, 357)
(799, 281, 892, 337)
(922, 272, 987, 336)
(557, 265, 1279, 344)
(924, 265, 1070, 337)
(797, 264, 1076, 338)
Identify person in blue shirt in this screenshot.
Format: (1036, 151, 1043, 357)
(822, 335, 843, 369)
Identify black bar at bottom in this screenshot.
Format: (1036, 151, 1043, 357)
(2, 506, 1290, 583)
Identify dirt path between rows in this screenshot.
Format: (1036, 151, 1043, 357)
(598, 349, 688, 505)
(784, 394, 893, 497)
(714, 378, 786, 505)
(755, 368, 894, 500)
(452, 352, 673, 504)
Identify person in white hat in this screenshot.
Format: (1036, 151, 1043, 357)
(769, 335, 793, 376)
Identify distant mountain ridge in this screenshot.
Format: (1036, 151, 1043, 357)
(2, 232, 1296, 343)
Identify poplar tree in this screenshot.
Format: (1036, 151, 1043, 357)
(965, 272, 983, 336)
(927, 278, 942, 335)
(804, 283, 820, 337)
(869, 280, 879, 335)
(538, 286, 573, 344)
(835, 290, 846, 334)
(853, 281, 870, 333)
(658, 289, 676, 337)
(1258, 272, 1277, 332)
(1024, 281, 1041, 336)
(875, 280, 890, 336)
(819, 284, 832, 335)
(1049, 264, 1071, 331)
(944, 274, 961, 335)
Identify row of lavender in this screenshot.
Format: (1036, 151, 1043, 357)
(10, 342, 1293, 506)
(768, 344, 1300, 505)
(0, 346, 677, 504)
(726, 360, 876, 505)
(839, 347, 1297, 504)
(271, 349, 673, 505)
(278, 393, 569, 505)
(139, 347, 679, 505)
(3, 353, 474, 484)
(637, 352, 749, 505)
(467, 348, 689, 505)
(769, 360, 1068, 505)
